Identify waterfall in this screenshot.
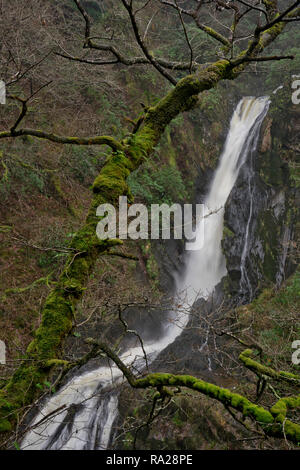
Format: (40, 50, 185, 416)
(177, 96, 270, 305)
(21, 96, 269, 451)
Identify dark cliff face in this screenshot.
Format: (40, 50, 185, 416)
(222, 85, 299, 304)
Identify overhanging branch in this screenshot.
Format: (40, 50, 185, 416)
(258, 0, 300, 34)
(231, 54, 295, 67)
(121, 0, 177, 85)
(0, 129, 124, 151)
(1, 88, 124, 151)
(71, 0, 190, 80)
(55, 50, 199, 71)
(89, 340, 300, 445)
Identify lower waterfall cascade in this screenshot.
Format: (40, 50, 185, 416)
(21, 96, 270, 450)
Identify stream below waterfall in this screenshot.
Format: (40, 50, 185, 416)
(21, 96, 270, 450)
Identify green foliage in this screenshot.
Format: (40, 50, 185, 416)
(80, 85, 126, 138)
(0, 154, 46, 198)
(123, 432, 134, 450)
(199, 88, 223, 121)
(95, 93, 125, 135)
(264, 26, 300, 90)
(223, 226, 234, 239)
(36, 380, 56, 394)
(146, 254, 159, 282)
(128, 160, 188, 206)
(82, 1, 103, 20)
(141, 242, 159, 285)
(37, 224, 72, 269)
(249, 269, 300, 367)
(169, 114, 184, 129)
(61, 146, 105, 186)
(157, 24, 218, 65)
(275, 270, 300, 307)
(289, 162, 300, 189)
(260, 325, 284, 343)
(172, 409, 184, 428)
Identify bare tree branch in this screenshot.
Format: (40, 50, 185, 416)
(121, 0, 177, 85)
(236, 0, 268, 21)
(55, 50, 198, 71)
(71, 0, 190, 80)
(174, 0, 194, 74)
(0, 128, 124, 151)
(86, 338, 300, 445)
(258, 0, 300, 34)
(160, 0, 231, 46)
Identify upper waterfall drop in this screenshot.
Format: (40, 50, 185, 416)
(21, 96, 270, 451)
(175, 96, 270, 308)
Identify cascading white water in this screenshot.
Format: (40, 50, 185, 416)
(176, 96, 270, 306)
(21, 96, 269, 451)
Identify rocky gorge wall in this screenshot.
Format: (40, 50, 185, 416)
(222, 84, 299, 302)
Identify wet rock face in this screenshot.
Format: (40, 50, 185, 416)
(222, 87, 299, 303)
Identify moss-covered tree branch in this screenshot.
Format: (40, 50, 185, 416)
(84, 340, 300, 445)
(0, 274, 54, 302)
(0, 128, 124, 152)
(240, 349, 300, 384)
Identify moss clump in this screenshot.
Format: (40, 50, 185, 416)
(0, 364, 45, 430)
(270, 396, 300, 443)
(222, 226, 234, 239)
(27, 290, 73, 358)
(92, 150, 136, 199)
(239, 349, 300, 383)
(134, 373, 275, 426)
(0, 419, 12, 432)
